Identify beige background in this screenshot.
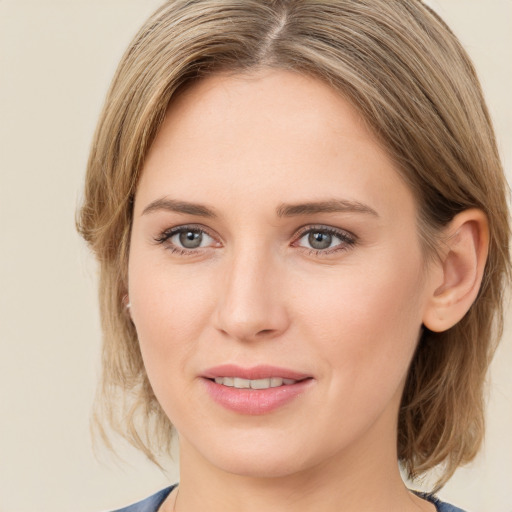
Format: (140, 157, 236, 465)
(0, 1, 510, 511)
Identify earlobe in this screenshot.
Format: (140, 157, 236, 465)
(123, 294, 132, 316)
(422, 209, 489, 333)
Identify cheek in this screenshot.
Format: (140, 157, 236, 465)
(127, 255, 217, 384)
(293, 252, 425, 390)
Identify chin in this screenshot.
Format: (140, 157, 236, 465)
(215, 454, 309, 479)
(197, 434, 320, 479)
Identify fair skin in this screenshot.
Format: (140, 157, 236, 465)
(128, 69, 487, 512)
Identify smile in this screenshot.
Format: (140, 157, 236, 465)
(213, 377, 299, 389)
(202, 365, 314, 414)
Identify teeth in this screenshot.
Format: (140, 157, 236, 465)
(215, 377, 232, 386)
(252, 378, 274, 389)
(213, 377, 298, 389)
(270, 377, 283, 387)
(234, 377, 251, 389)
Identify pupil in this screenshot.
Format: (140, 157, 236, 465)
(179, 230, 202, 248)
(308, 231, 332, 250)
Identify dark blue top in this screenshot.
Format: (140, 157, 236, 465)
(110, 486, 176, 512)
(111, 485, 467, 512)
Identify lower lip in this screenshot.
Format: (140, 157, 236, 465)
(202, 378, 313, 415)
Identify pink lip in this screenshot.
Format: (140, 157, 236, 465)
(202, 364, 310, 381)
(201, 365, 314, 415)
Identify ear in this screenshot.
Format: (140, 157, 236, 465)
(123, 294, 132, 317)
(422, 209, 489, 332)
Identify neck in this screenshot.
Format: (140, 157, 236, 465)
(172, 418, 433, 512)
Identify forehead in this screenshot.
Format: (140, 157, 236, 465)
(136, 68, 414, 221)
(163, 68, 375, 155)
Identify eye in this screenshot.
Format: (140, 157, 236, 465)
(173, 229, 211, 249)
(294, 226, 356, 254)
(155, 225, 218, 253)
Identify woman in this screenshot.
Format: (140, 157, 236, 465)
(77, 1, 510, 511)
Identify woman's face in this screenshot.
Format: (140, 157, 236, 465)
(128, 69, 438, 478)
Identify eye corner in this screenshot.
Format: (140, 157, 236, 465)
(292, 224, 357, 256)
(153, 223, 222, 254)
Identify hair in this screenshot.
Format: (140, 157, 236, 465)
(77, 0, 510, 489)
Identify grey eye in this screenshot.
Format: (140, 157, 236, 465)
(296, 227, 354, 253)
(308, 231, 332, 250)
(179, 230, 203, 248)
(170, 229, 214, 249)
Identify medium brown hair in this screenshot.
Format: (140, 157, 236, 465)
(77, 0, 510, 488)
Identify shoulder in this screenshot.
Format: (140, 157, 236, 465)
(434, 500, 468, 512)
(434, 498, 468, 512)
(109, 486, 175, 512)
(415, 491, 468, 512)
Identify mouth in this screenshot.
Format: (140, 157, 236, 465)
(202, 364, 311, 381)
(201, 365, 314, 415)
(211, 376, 304, 389)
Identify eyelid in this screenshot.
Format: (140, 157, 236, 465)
(293, 224, 357, 241)
(292, 224, 357, 254)
(153, 223, 356, 256)
(154, 223, 222, 251)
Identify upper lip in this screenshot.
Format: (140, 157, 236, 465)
(202, 364, 311, 381)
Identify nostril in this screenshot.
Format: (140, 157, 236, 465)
(256, 329, 274, 336)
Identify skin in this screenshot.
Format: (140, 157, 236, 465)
(127, 68, 447, 512)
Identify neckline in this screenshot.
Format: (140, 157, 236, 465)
(412, 490, 443, 512)
(157, 485, 443, 512)
(155, 485, 176, 512)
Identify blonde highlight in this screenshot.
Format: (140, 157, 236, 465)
(77, 0, 511, 489)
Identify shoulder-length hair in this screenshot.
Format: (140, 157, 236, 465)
(77, 0, 510, 488)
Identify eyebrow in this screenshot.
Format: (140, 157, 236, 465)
(276, 199, 378, 218)
(141, 197, 378, 219)
(142, 198, 217, 218)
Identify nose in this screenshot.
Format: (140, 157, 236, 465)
(213, 247, 290, 342)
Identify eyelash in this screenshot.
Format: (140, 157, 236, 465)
(153, 224, 217, 256)
(153, 224, 357, 256)
(293, 225, 357, 256)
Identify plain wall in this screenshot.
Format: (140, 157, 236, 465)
(0, 1, 510, 511)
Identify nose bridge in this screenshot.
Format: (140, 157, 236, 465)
(215, 241, 288, 340)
